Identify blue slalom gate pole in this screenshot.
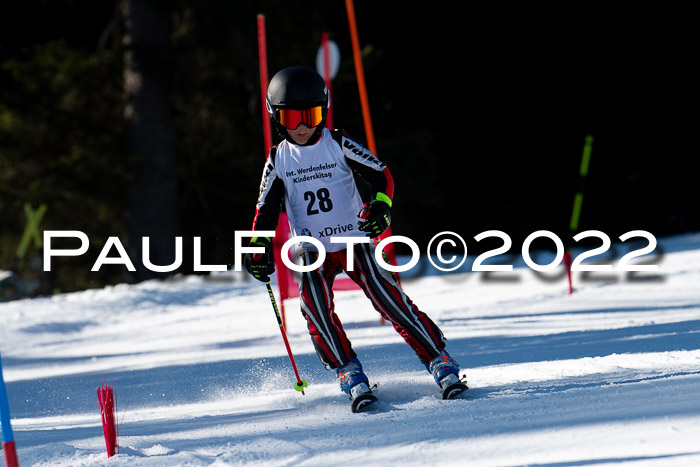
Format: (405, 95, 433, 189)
(0, 353, 19, 467)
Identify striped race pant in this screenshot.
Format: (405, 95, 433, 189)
(298, 242, 447, 370)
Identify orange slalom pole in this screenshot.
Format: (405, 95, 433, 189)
(322, 32, 334, 129)
(345, 0, 400, 326)
(345, 0, 376, 155)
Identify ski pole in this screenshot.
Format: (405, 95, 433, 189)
(265, 282, 308, 395)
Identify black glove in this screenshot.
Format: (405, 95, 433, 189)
(358, 200, 391, 238)
(243, 237, 275, 282)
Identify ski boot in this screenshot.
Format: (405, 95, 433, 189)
(337, 358, 378, 413)
(426, 350, 468, 400)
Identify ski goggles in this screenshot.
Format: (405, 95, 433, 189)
(278, 106, 324, 129)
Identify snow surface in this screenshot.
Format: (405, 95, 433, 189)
(1, 233, 700, 466)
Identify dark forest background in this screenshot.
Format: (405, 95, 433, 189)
(1, 1, 696, 296)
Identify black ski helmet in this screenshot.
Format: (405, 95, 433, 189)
(266, 66, 329, 144)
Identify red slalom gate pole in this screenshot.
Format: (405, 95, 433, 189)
(265, 282, 308, 394)
(0, 353, 18, 467)
(96, 381, 118, 458)
(1, 442, 17, 467)
(563, 251, 574, 294)
(256, 14, 272, 156)
(257, 13, 290, 328)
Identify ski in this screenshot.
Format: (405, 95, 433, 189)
(349, 382, 379, 413)
(351, 392, 379, 413)
(344, 376, 468, 412)
(440, 374, 469, 400)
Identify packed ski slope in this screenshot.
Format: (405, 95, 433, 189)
(1, 232, 700, 466)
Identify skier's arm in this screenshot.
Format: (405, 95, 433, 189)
(333, 131, 394, 205)
(351, 152, 393, 237)
(251, 147, 285, 233)
(333, 131, 394, 237)
(244, 149, 283, 281)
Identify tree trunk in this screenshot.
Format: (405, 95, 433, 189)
(121, 0, 179, 281)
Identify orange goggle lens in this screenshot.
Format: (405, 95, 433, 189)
(278, 106, 323, 129)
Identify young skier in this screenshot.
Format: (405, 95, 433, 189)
(244, 66, 467, 411)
